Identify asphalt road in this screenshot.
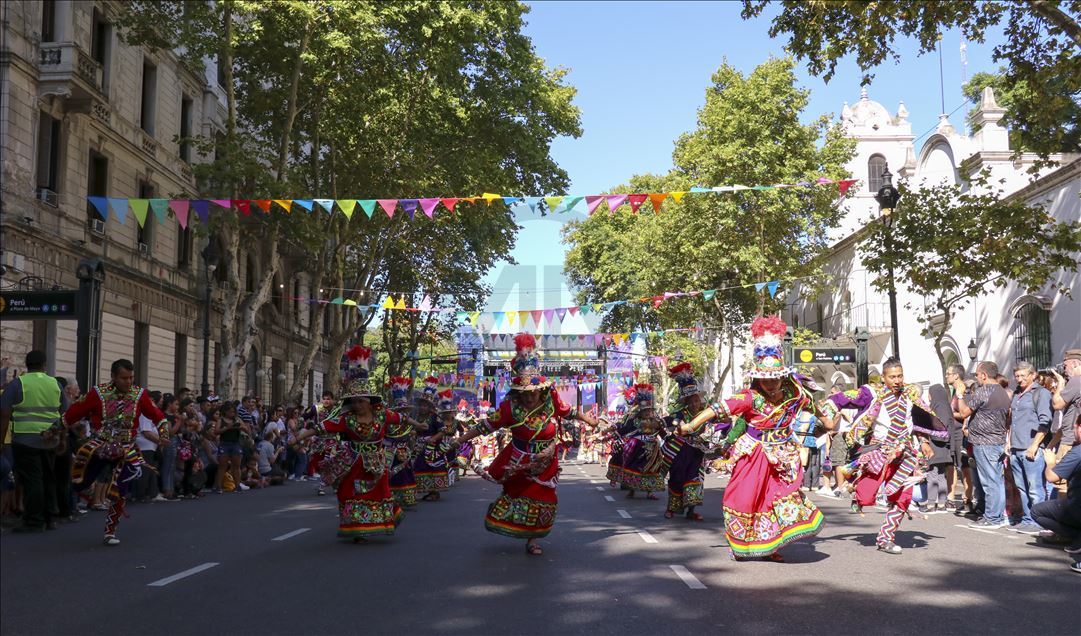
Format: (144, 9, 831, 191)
(2, 461, 1079, 635)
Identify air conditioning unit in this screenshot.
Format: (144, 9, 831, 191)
(138, 242, 150, 255)
(36, 187, 58, 207)
(90, 218, 106, 235)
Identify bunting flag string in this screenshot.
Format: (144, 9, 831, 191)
(83, 178, 856, 227)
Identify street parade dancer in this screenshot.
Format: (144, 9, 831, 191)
(385, 376, 422, 508)
(413, 377, 452, 501)
(683, 316, 826, 561)
(661, 362, 708, 520)
(63, 359, 169, 546)
(455, 333, 600, 555)
(605, 387, 637, 486)
(296, 346, 404, 542)
(415, 388, 463, 498)
(304, 389, 338, 496)
(819, 357, 948, 555)
(618, 383, 667, 499)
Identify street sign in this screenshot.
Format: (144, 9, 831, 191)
(795, 347, 857, 364)
(0, 290, 78, 319)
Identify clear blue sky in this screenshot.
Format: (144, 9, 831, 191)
(481, 1, 1005, 333)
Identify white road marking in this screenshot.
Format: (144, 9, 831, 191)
(590, 480, 605, 484)
(617, 509, 632, 519)
(147, 562, 219, 587)
(954, 523, 999, 535)
(669, 565, 707, 589)
(604, 495, 615, 502)
(272, 528, 311, 542)
(637, 530, 658, 544)
(595, 486, 605, 491)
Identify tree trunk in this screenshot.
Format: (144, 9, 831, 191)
(275, 22, 312, 183)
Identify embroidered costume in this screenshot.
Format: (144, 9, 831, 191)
(385, 376, 418, 507)
(661, 363, 707, 516)
(617, 384, 666, 495)
(413, 378, 452, 494)
(605, 387, 637, 486)
(821, 381, 947, 552)
(64, 381, 168, 544)
(686, 316, 824, 559)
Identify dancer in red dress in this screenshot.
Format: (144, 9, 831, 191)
(456, 333, 600, 555)
(683, 316, 828, 561)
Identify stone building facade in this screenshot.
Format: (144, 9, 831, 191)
(1, 0, 326, 402)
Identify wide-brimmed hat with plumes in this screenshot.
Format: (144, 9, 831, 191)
(436, 388, 456, 413)
(633, 383, 655, 409)
(509, 333, 551, 391)
(749, 315, 790, 379)
(417, 376, 440, 404)
(477, 399, 494, 420)
(668, 362, 700, 398)
(341, 345, 380, 402)
(387, 376, 412, 411)
(623, 386, 637, 407)
(454, 398, 474, 422)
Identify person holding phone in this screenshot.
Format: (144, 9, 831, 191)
(212, 402, 249, 494)
(957, 361, 1013, 530)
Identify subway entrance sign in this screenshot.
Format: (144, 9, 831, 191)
(795, 348, 857, 364)
(0, 290, 78, 319)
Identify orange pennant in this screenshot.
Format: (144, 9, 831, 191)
(648, 193, 667, 213)
(254, 200, 272, 213)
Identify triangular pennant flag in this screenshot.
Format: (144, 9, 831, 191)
(530, 310, 543, 326)
(107, 198, 128, 224)
(702, 289, 716, 301)
(592, 303, 603, 313)
(627, 194, 648, 214)
(755, 282, 767, 292)
(670, 191, 687, 203)
(568, 306, 579, 316)
(192, 200, 210, 224)
(440, 198, 459, 213)
(690, 186, 711, 192)
(314, 199, 335, 213)
(468, 312, 480, 327)
(377, 199, 398, 219)
(419, 198, 439, 219)
(837, 179, 858, 196)
(254, 199, 272, 213)
(234, 199, 252, 216)
(585, 195, 604, 215)
(169, 200, 190, 228)
(517, 311, 529, 326)
(767, 281, 779, 298)
(358, 200, 377, 219)
(293, 199, 314, 212)
(337, 200, 357, 219)
(563, 196, 584, 214)
(129, 199, 149, 227)
(648, 193, 667, 213)
(503, 197, 522, 208)
(543, 309, 555, 324)
(543, 196, 564, 213)
(481, 193, 501, 205)
(381, 296, 394, 309)
(492, 311, 505, 328)
(210, 199, 231, 209)
(330, 297, 345, 305)
(343, 299, 358, 307)
(394, 296, 407, 310)
(523, 197, 542, 214)
(399, 199, 419, 220)
(594, 334, 605, 347)
(456, 311, 468, 324)
(87, 196, 109, 220)
(506, 312, 517, 327)
(273, 199, 293, 212)
(418, 295, 433, 311)
(605, 194, 627, 213)
(555, 308, 568, 322)
(149, 199, 169, 224)
(579, 304, 591, 315)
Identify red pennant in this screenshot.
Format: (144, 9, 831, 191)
(837, 179, 858, 196)
(234, 200, 252, 216)
(648, 193, 668, 213)
(627, 194, 648, 214)
(254, 200, 272, 213)
(440, 198, 459, 213)
(568, 306, 579, 316)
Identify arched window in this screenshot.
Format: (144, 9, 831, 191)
(868, 154, 887, 192)
(1013, 303, 1051, 369)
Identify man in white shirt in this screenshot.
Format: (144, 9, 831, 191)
(135, 415, 164, 502)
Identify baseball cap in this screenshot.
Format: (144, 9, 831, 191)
(1064, 349, 1081, 362)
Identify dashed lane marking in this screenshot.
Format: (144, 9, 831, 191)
(604, 496, 615, 502)
(595, 486, 605, 491)
(272, 528, 311, 541)
(147, 562, 219, 587)
(637, 530, 658, 544)
(617, 509, 632, 519)
(669, 565, 707, 589)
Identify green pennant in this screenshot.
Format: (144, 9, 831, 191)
(330, 297, 345, 305)
(702, 289, 716, 301)
(336, 200, 357, 219)
(358, 200, 377, 219)
(579, 304, 591, 315)
(129, 199, 150, 227)
(543, 196, 564, 213)
(149, 199, 170, 225)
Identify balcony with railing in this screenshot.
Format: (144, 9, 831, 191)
(37, 42, 103, 102)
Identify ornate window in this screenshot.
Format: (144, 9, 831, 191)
(868, 154, 887, 192)
(1013, 303, 1051, 369)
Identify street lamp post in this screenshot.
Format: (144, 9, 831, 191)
(200, 238, 220, 397)
(874, 166, 902, 359)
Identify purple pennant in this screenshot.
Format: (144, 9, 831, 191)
(419, 198, 440, 218)
(605, 194, 627, 213)
(555, 307, 568, 322)
(593, 334, 605, 347)
(192, 200, 211, 224)
(210, 199, 232, 209)
(399, 199, 419, 220)
(585, 196, 604, 215)
(543, 309, 555, 324)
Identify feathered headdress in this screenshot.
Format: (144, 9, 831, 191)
(623, 386, 638, 407)
(668, 361, 700, 398)
(436, 388, 456, 413)
(749, 315, 790, 379)
(509, 333, 550, 391)
(418, 376, 440, 403)
(340, 345, 379, 401)
(387, 376, 412, 411)
(633, 383, 655, 408)
(477, 399, 494, 420)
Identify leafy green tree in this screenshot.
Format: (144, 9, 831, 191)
(563, 58, 853, 397)
(742, 0, 1081, 161)
(859, 173, 1081, 378)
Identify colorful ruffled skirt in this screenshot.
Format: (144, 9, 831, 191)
(336, 458, 402, 537)
(619, 437, 666, 493)
(662, 435, 705, 513)
(483, 444, 558, 539)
